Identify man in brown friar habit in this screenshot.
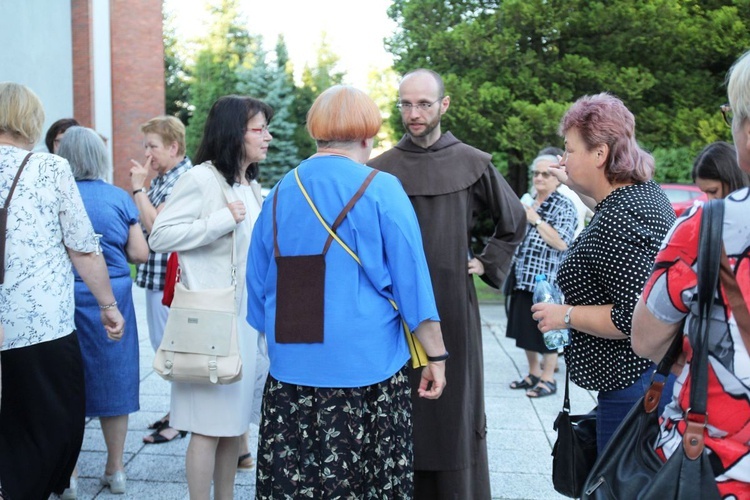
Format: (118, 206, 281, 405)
(368, 69, 526, 499)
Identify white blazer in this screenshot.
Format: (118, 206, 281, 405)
(150, 162, 262, 307)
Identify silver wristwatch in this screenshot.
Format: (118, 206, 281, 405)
(564, 306, 574, 327)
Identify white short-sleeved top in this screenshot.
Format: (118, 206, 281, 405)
(0, 145, 97, 350)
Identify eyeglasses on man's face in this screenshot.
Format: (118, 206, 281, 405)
(721, 103, 732, 127)
(396, 97, 443, 113)
(532, 170, 552, 179)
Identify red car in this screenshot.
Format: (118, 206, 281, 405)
(659, 183, 708, 217)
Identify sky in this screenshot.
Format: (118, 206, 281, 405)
(164, 0, 397, 89)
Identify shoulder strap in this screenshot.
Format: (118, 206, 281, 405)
(2, 153, 32, 210)
(0, 152, 33, 285)
(193, 164, 237, 283)
(321, 170, 378, 255)
(292, 168, 378, 261)
(683, 199, 723, 458)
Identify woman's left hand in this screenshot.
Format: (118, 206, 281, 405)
(100, 308, 126, 341)
(417, 362, 446, 399)
(531, 302, 567, 334)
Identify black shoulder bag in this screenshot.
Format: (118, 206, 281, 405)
(551, 368, 598, 498)
(581, 199, 725, 499)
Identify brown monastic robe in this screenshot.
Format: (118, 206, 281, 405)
(369, 132, 525, 499)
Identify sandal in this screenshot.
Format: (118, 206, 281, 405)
(509, 374, 540, 390)
(147, 417, 170, 430)
(237, 452, 254, 472)
(526, 379, 557, 398)
(143, 425, 188, 444)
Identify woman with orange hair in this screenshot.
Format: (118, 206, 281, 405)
(246, 85, 448, 498)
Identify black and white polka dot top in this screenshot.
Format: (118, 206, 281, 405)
(558, 181, 676, 391)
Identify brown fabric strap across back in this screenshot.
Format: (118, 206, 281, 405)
(272, 169, 378, 257)
(719, 248, 750, 355)
(0, 152, 33, 284)
(322, 170, 378, 255)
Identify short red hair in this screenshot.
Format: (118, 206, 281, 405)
(306, 85, 382, 143)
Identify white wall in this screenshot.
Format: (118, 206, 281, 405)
(0, 0, 74, 151)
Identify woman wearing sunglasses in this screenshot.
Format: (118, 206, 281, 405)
(507, 154, 577, 398)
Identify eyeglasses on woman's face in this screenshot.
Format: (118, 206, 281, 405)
(245, 124, 271, 135)
(532, 170, 552, 179)
(721, 103, 733, 127)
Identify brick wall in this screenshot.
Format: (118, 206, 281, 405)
(71, 0, 94, 127)
(110, 0, 166, 190)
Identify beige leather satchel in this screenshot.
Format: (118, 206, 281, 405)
(153, 279, 242, 384)
(152, 165, 243, 385)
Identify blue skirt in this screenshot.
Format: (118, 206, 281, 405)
(74, 275, 140, 417)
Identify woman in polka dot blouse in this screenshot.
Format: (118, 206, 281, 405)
(532, 92, 676, 453)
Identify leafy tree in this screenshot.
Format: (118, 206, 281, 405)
(163, 9, 191, 125)
(184, 0, 255, 157)
(367, 66, 400, 151)
(237, 36, 300, 188)
(290, 33, 347, 160)
(386, 0, 747, 194)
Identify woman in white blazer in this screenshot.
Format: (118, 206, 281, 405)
(150, 95, 272, 500)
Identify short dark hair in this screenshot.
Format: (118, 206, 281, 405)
(45, 118, 79, 153)
(194, 95, 274, 185)
(692, 141, 750, 194)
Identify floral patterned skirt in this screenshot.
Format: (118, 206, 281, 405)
(256, 365, 413, 499)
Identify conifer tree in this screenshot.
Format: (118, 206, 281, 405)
(237, 35, 299, 188)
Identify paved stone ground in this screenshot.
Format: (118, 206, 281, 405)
(59, 287, 597, 499)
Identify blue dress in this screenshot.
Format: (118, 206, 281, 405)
(73, 179, 140, 417)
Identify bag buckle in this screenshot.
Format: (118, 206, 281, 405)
(683, 408, 708, 459)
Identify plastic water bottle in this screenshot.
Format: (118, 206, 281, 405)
(532, 274, 571, 349)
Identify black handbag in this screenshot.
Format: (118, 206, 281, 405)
(581, 199, 725, 500)
(551, 367, 598, 498)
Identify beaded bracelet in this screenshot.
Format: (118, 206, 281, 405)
(427, 351, 450, 362)
(99, 301, 118, 310)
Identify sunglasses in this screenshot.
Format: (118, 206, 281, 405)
(532, 170, 552, 179)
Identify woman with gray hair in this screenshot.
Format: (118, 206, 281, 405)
(506, 154, 577, 397)
(57, 126, 148, 496)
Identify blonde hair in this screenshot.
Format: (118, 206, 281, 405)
(306, 86, 382, 145)
(140, 115, 186, 156)
(728, 50, 750, 124)
(0, 82, 45, 145)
